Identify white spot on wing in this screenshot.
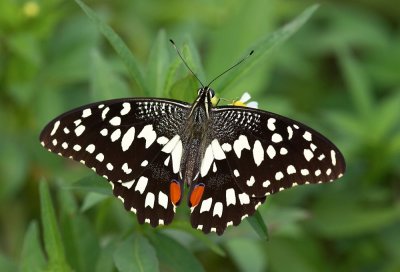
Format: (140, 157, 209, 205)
(275, 171, 284, 180)
(111, 129, 121, 142)
(213, 202, 223, 217)
(272, 133, 283, 143)
(280, 147, 288, 155)
(96, 153, 104, 162)
(157, 136, 169, 145)
(287, 165, 296, 174)
(233, 135, 250, 158)
(234, 169, 240, 177)
(246, 176, 256, 187)
(331, 150, 337, 166)
(303, 131, 312, 141)
(253, 140, 264, 166)
(82, 108, 92, 118)
(101, 107, 109, 120)
(120, 102, 131, 115)
(162, 135, 180, 153)
(145, 192, 155, 208)
(304, 149, 314, 161)
(50, 121, 60, 136)
(135, 176, 148, 194)
(200, 144, 214, 177)
(200, 198, 212, 213)
(138, 125, 157, 149)
(122, 163, 132, 174)
(221, 143, 232, 152)
(122, 180, 134, 189)
(121, 127, 135, 151)
(171, 140, 183, 174)
(106, 163, 113, 171)
(238, 193, 250, 205)
(262, 180, 270, 188)
(287, 126, 293, 140)
(158, 191, 168, 209)
(86, 144, 95, 153)
(75, 125, 85, 136)
(211, 139, 226, 160)
(267, 118, 276, 131)
(226, 188, 236, 206)
(266, 145, 276, 159)
(100, 128, 108, 136)
(109, 116, 121, 126)
(301, 169, 309, 176)
(141, 160, 148, 167)
(73, 144, 81, 151)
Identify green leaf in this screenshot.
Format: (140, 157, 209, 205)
(337, 46, 373, 117)
(0, 254, 17, 272)
(114, 234, 159, 272)
(247, 211, 269, 240)
(168, 75, 198, 102)
(90, 50, 131, 100)
(148, 232, 204, 272)
(81, 192, 110, 212)
(311, 193, 400, 238)
(146, 30, 170, 97)
(75, 0, 147, 95)
(168, 221, 226, 256)
(40, 180, 72, 272)
(166, 39, 205, 101)
(225, 238, 267, 272)
(216, 4, 320, 94)
(67, 174, 112, 196)
(20, 222, 46, 272)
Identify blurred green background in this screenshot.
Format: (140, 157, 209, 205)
(1, 0, 400, 271)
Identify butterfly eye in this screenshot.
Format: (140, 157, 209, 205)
(209, 89, 215, 98)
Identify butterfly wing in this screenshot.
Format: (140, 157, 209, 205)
(208, 106, 346, 198)
(189, 155, 265, 235)
(40, 98, 190, 226)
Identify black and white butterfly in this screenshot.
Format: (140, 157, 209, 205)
(40, 84, 345, 234)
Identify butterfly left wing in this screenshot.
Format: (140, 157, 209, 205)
(40, 98, 190, 226)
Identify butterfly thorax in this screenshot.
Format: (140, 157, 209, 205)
(180, 88, 213, 186)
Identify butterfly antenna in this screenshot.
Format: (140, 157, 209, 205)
(207, 50, 254, 88)
(170, 39, 205, 88)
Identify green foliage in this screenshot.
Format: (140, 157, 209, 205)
(1, 0, 400, 271)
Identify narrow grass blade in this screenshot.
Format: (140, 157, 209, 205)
(217, 4, 320, 94)
(20, 221, 46, 272)
(247, 211, 269, 240)
(40, 180, 72, 271)
(75, 0, 148, 95)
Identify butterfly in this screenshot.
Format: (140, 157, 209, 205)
(39, 44, 346, 235)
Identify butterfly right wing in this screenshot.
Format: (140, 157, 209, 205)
(40, 98, 190, 226)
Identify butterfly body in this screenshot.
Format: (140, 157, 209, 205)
(40, 87, 345, 235)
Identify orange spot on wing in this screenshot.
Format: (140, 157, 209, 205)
(189, 184, 205, 208)
(169, 180, 181, 205)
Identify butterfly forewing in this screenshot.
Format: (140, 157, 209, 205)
(210, 106, 346, 198)
(40, 98, 190, 226)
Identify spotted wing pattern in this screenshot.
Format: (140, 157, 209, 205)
(40, 98, 190, 226)
(189, 154, 265, 235)
(209, 106, 346, 198)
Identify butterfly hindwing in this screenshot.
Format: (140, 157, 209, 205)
(189, 153, 265, 235)
(40, 98, 190, 226)
(210, 106, 346, 198)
